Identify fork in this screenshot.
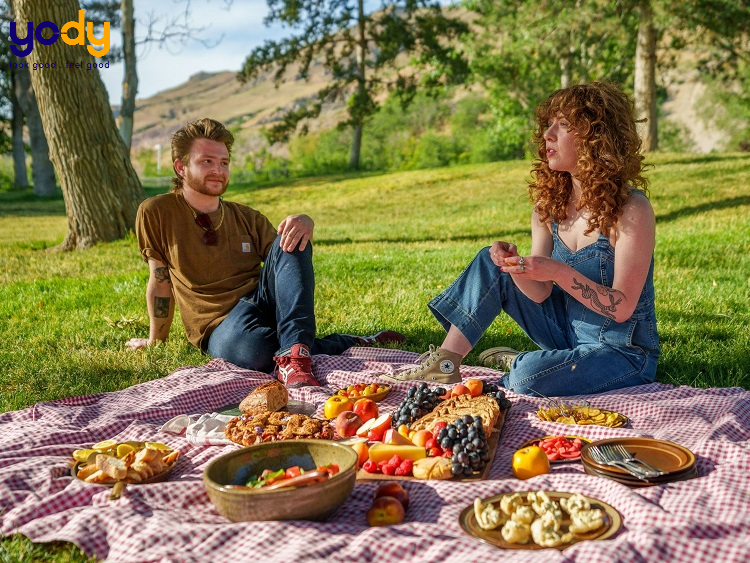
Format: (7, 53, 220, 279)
(588, 445, 652, 480)
(608, 444, 667, 477)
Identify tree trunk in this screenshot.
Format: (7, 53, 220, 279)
(634, 0, 658, 151)
(13, 60, 57, 197)
(10, 76, 29, 189)
(118, 0, 137, 150)
(348, 0, 366, 170)
(13, 0, 145, 250)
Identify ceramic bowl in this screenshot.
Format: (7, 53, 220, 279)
(203, 439, 357, 522)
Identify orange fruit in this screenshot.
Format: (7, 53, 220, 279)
(511, 446, 551, 480)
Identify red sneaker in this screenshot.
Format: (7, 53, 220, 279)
(351, 330, 406, 347)
(274, 344, 319, 388)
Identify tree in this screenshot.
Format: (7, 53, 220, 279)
(12, 0, 145, 250)
(239, 0, 470, 169)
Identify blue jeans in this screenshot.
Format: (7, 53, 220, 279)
(428, 246, 659, 396)
(206, 236, 356, 371)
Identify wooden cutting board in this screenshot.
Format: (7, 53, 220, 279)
(356, 408, 508, 482)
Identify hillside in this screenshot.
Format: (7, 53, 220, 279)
(127, 56, 728, 169)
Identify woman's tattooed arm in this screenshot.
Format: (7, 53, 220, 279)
(570, 278, 622, 319)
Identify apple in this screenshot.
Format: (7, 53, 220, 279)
(366, 414, 392, 442)
(353, 398, 378, 422)
(374, 482, 410, 510)
(335, 411, 364, 438)
(350, 441, 369, 468)
(356, 417, 377, 438)
(410, 429, 433, 448)
(324, 395, 354, 419)
(451, 384, 471, 398)
(366, 495, 405, 526)
(383, 428, 413, 446)
(464, 378, 484, 397)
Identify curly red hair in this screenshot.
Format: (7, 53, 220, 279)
(529, 82, 650, 236)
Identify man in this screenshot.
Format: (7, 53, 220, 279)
(127, 117, 404, 388)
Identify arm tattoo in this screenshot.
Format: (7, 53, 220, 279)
(154, 267, 171, 285)
(571, 277, 621, 320)
(153, 297, 171, 318)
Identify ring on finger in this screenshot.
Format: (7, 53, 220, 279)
(521, 265, 526, 272)
(518, 256, 525, 266)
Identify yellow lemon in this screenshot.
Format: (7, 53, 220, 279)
(72, 449, 97, 462)
(116, 443, 136, 457)
(92, 439, 118, 452)
(145, 441, 171, 451)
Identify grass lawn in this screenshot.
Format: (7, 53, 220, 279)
(1, 153, 749, 560)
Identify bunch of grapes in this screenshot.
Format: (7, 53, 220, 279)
(436, 415, 491, 477)
(482, 382, 513, 411)
(391, 382, 446, 427)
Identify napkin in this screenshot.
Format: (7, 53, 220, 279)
(160, 413, 236, 446)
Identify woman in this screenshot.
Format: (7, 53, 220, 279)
(385, 82, 659, 396)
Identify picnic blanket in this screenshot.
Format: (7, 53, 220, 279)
(1, 348, 749, 563)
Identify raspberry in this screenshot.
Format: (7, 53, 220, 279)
(362, 460, 379, 473)
(394, 459, 413, 476)
(387, 454, 403, 468)
(381, 463, 397, 475)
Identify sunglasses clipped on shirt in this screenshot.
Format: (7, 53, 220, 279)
(194, 212, 218, 246)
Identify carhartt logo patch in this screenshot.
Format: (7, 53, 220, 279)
(241, 242, 252, 252)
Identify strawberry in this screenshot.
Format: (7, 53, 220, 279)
(432, 421, 448, 433)
(428, 446, 442, 457)
(362, 460, 379, 473)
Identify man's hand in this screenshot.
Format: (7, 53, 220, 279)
(278, 214, 314, 252)
(489, 241, 518, 267)
(126, 338, 151, 351)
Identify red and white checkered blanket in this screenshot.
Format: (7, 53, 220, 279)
(1, 348, 749, 562)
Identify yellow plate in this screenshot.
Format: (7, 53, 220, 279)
(459, 491, 622, 550)
(332, 384, 391, 403)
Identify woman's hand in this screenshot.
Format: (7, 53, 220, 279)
(489, 241, 518, 267)
(501, 254, 557, 281)
(278, 214, 314, 252)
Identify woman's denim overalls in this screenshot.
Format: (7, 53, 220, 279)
(428, 223, 660, 396)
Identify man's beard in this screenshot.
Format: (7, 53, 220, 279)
(184, 169, 228, 196)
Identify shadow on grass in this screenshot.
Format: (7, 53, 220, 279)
(655, 154, 750, 166)
(316, 227, 530, 247)
(655, 195, 750, 224)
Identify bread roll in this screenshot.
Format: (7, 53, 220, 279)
(412, 456, 453, 480)
(239, 381, 288, 415)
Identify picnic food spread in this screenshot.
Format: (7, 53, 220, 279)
(536, 403, 628, 427)
(73, 440, 179, 485)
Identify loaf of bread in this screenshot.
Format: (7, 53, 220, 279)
(412, 456, 453, 480)
(239, 381, 288, 416)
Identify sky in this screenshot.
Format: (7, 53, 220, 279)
(99, 0, 386, 104)
(100, 0, 284, 104)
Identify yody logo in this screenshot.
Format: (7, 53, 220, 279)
(10, 9, 110, 58)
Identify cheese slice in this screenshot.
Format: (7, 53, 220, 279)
(368, 443, 427, 464)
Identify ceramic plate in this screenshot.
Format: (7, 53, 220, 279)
(519, 436, 591, 464)
(331, 384, 391, 403)
(581, 438, 695, 477)
(459, 491, 622, 550)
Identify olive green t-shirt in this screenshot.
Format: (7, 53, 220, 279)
(135, 192, 278, 349)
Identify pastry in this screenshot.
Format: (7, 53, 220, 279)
(239, 381, 288, 416)
(224, 410, 334, 446)
(411, 456, 453, 480)
(409, 394, 500, 435)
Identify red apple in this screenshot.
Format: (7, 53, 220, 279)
(374, 482, 409, 510)
(366, 495, 405, 526)
(356, 417, 376, 438)
(366, 414, 392, 442)
(383, 428, 413, 446)
(335, 411, 364, 438)
(353, 398, 379, 422)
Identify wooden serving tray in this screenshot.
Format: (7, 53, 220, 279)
(356, 408, 508, 482)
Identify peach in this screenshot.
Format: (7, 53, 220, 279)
(410, 429, 433, 448)
(464, 378, 484, 397)
(451, 384, 471, 398)
(350, 441, 369, 468)
(335, 411, 364, 438)
(366, 496, 405, 526)
(353, 398, 378, 422)
(374, 482, 409, 510)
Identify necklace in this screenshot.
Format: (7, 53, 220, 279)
(189, 199, 225, 230)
